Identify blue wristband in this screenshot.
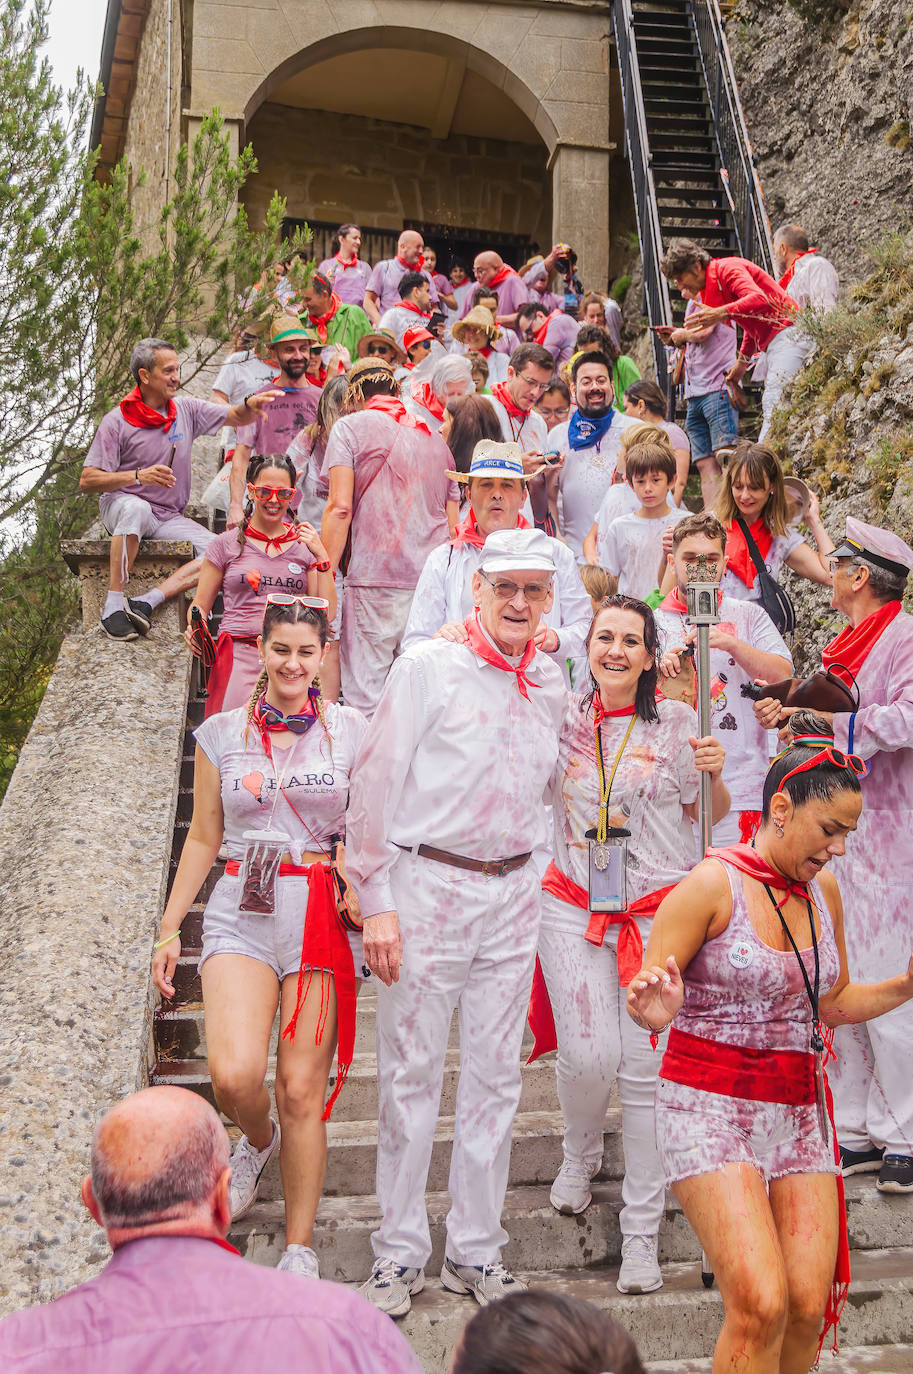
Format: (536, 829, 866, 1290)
(847, 712, 856, 755)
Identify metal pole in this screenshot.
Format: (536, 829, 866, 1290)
(696, 621, 713, 856)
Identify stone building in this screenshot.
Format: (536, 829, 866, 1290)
(90, 0, 635, 287)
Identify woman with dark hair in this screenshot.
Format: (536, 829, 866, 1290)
(440, 391, 504, 486)
(628, 710, 913, 1372)
(154, 597, 369, 1282)
(449, 1290, 646, 1374)
(533, 595, 728, 1295)
(187, 454, 335, 715)
(317, 223, 372, 307)
(623, 379, 691, 507)
(716, 439, 834, 602)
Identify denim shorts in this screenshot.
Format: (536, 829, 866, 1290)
(685, 391, 739, 461)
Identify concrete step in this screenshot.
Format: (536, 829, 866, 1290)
(648, 1348, 913, 1374)
(227, 1109, 625, 1200)
(154, 1046, 562, 1122)
(229, 1176, 913, 1282)
(397, 1248, 913, 1373)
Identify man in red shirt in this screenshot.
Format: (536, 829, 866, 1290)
(660, 240, 811, 439)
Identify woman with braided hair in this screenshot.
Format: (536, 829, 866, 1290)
(628, 710, 913, 1373)
(154, 597, 368, 1280)
(187, 453, 336, 715)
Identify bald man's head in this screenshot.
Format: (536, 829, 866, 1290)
(473, 251, 504, 287)
(90, 1086, 229, 1232)
(397, 230, 424, 266)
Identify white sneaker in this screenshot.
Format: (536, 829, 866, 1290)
(277, 1244, 320, 1279)
(229, 1120, 279, 1220)
(440, 1258, 528, 1306)
(359, 1257, 425, 1317)
(617, 1233, 663, 1294)
(549, 1158, 594, 1215)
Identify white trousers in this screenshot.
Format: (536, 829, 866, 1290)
(759, 326, 814, 439)
(340, 584, 415, 717)
(538, 903, 666, 1237)
(830, 1013, 913, 1155)
(373, 852, 541, 1269)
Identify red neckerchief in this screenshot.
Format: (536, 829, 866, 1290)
(209, 1237, 243, 1256)
(306, 369, 326, 388)
(364, 394, 431, 434)
(463, 609, 539, 700)
(822, 600, 902, 682)
(251, 695, 317, 754)
(705, 842, 810, 903)
(398, 300, 432, 319)
(411, 380, 445, 421)
(592, 698, 636, 725)
(489, 263, 518, 288)
(779, 246, 818, 290)
(658, 586, 689, 613)
(725, 517, 773, 588)
(308, 292, 340, 342)
(478, 343, 493, 358)
(491, 380, 528, 421)
(534, 309, 562, 346)
(243, 521, 299, 554)
(397, 254, 424, 271)
(334, 253, 358, 270)
(451, 508, 530, 549)
(120, 386, 177, 430)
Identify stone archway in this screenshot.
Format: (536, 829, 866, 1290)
(188, 0, 612, 283)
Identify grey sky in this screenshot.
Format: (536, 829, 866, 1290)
(45, 0, 108, 93)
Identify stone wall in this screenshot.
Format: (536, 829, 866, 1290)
(241, 102, 553, 250)
(120, 0, 184, 237)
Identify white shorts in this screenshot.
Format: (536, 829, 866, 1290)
(99, 492, 214, 556)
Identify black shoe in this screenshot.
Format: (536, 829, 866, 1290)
(125, 598, 153, 633)
(840, 1142, 884, 1176)
(877, 1154, 913, 1194)
(101, 609, 139, 641)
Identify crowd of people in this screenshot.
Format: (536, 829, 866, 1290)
(22, 219, 909, 1371)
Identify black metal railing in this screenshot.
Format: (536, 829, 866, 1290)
(690, 0, 774, 273)
(611, 0, 675, 395)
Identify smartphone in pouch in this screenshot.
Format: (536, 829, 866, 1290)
(587, 828, 630, 913)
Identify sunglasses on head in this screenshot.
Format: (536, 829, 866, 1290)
(776, 735, 867, 790)
(265, 593, 330, 611)
(249, 484, 295, 501)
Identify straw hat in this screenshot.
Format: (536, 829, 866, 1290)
(783, 476, 812, 525)
(446, 439, 532, 484)
(269, 315, 313, 345)
(356, 328, 406, 364)
(452, 306, 501, 345)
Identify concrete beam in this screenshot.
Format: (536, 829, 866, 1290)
(429, 59, 466, 140)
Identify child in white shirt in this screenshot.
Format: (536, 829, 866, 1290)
(582, 424, 677, 567)
(599, 443, 688, 601)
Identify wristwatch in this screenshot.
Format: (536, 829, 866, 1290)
(314, 560, 331, 573)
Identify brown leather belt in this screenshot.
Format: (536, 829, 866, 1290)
(395, 843, 531, 878)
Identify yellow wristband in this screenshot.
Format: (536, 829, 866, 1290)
(153, 929, 181, 951)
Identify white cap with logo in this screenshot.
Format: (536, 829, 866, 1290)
(478, 527, 557, 575)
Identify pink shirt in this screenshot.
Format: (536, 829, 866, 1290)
(236, 382, 319, 456)
(84, 397, 227, 520)
(682, 297, 737, 396)
(0, 1234, 422, 1374)
(203, 527, 317, 636)
(366, 259, 439, 313)
(321, 411, 456, 589)
(539, 311, 579, 365)
(317, 255, 373, 306)
(458, 271, 530, 320)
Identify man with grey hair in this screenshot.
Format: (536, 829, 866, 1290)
(773, 222, 840, 311)
(80, 338, 278, 640)
(0, 1086, 422, 1371)
(404, 352, 473, 429)
(348, 527, 566, 1317)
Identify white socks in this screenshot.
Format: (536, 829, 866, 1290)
(144, 588, 165, 610)
(103, 591, 124, 617)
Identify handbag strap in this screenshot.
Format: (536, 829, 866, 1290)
(735, 514, 772, 583)
(825, 662, 861, 711)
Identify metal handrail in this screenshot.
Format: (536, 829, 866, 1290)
(611, 0, 674, 393)
(690, 0, 775, 272)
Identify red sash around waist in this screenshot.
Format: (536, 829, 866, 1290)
(659, 1027, 849, 1358)
(203, 631, 261, 718)
(225, 859, 312, 878)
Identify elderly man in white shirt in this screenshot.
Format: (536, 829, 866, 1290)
(403, 440, 590, 683)
(348, 527, 566, 1318)
(773, 223, 840, 311)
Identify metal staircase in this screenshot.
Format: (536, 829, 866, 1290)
(612, 0, 774, 394)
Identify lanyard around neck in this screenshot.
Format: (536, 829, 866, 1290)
(594, 713, 636, 844)
(763, 882, 824, 1052)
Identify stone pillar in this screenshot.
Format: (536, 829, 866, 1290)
(550, 144, 611, 293)
(61, 539, 194, 632)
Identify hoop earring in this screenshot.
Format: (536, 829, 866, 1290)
(774, 819, 784, 837)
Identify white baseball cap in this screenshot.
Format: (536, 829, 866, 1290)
(832, 516, 913, 578)
(478, 527, 557, 575)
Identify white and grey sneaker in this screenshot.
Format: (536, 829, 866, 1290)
(359, 1257, 425, 1317)
(276, 1244, 320, 1279)
(440, 1258, 527, 1306)
(229, 1120, 279, 1220)
(550, 1158, 594, 1215)
(617, 1234, 662, 1294)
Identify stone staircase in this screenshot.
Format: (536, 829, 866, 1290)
(153, 686, 913, 1372)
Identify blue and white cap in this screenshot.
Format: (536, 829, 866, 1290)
(446, 438, 531, 483)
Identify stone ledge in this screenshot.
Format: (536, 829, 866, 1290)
(0, 628, 192, 1314)
(61, 539, 194, 632)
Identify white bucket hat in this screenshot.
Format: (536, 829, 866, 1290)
(478, 527, 557, 575)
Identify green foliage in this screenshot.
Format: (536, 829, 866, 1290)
(0, 0, 301, 797)
(785, 0, 851, 22)
(886, 121, 912, 153)
(611, 274, 633, 302)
